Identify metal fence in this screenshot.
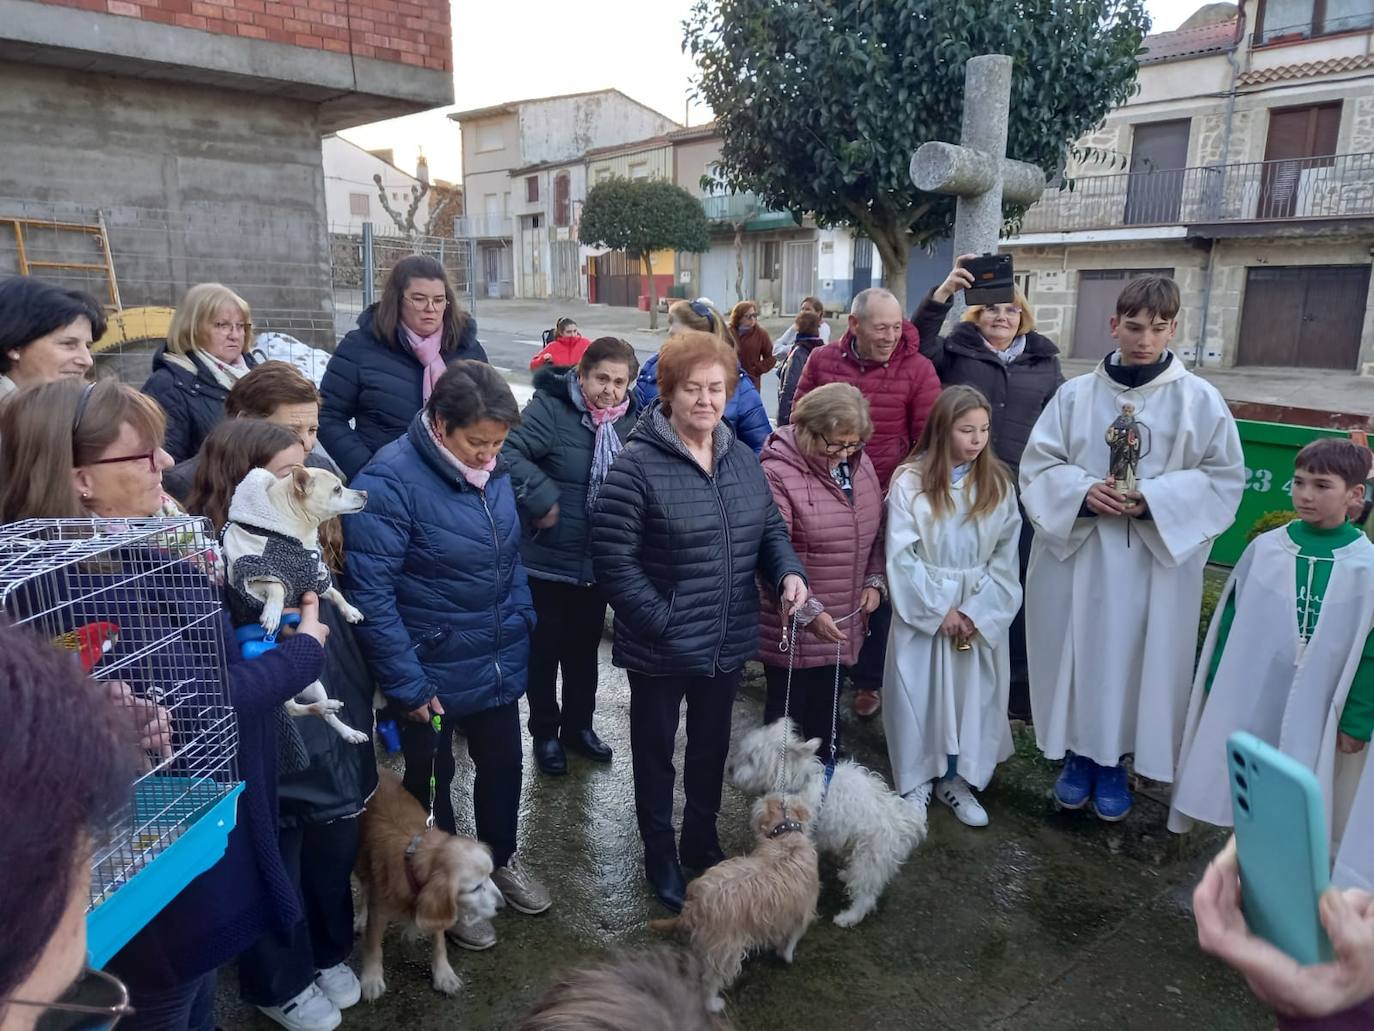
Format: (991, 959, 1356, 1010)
(0, 195, 475, 388)
(1015, 151, 1374, 235)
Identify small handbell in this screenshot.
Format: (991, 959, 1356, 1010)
(955, 635, 973, 652)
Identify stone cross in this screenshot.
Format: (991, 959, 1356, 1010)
(910, 54, 1046, 317)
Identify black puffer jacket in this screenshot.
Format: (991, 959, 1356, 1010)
(776, 334, 824, 425)
(277, 600, 379, 828)
(913, 292, 1064, 479)
(319, 306, 487, 480)
(591, 401, 806, 676)
(502, 366, 639, 586)
(141, 346, 261, 462)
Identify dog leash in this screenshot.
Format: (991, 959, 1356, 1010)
(425, 713, 442, 828)
(778, 602, 865, 800)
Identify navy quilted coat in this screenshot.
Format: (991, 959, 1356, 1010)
(501, 366, 639, 586)
(141, 345, 260, 462)
(343, 413, 533, 715)
(590, 401, 806, 676)
(319, 306, 488, 480)
(634, 352, 773, 454)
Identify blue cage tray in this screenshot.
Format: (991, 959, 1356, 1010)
(88, 777, 244, 968)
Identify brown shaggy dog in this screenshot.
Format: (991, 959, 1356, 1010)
(512, 947, 733, 1031)
(651, 794, 820, 1012)
(353, 768, 502, 1000)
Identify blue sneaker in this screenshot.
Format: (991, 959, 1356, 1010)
(1092, 763, 1133, 822)
(1054, 754, 1096, 810)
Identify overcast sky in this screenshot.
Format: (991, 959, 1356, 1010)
(339, 0, 1210, 183)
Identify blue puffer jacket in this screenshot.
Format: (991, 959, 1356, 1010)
(319, 306, 488, 480)
(634, 352, 772, 454)
(343, 413, 533, 715)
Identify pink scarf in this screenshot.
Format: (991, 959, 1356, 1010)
(426, 417, 496, 490)
(404, 326, 447, 402)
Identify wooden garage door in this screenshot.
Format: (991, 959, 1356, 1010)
(1238, 265, 1370, 370)
(1072, 268, 1174, 360)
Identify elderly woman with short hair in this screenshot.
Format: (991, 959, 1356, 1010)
(591, 330, 808, 913)
(142, 282, 261, 462)
(757, 382, 885, 763)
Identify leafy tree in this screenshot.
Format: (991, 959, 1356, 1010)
(684, 0, 1150, 309)
(579, 177, 710, 328)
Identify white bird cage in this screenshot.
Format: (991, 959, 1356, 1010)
(0, 516, 241, 967)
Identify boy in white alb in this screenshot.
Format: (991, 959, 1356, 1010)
(1018, 276, 1245, 820)
(1171, 439, 1374, 889)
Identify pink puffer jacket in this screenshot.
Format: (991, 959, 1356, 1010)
(757, 425, 884, 668)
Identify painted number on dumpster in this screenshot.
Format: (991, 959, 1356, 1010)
(1243, 467, 1294, 495)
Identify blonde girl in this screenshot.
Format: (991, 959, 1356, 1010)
(882, 385, 1023, 828)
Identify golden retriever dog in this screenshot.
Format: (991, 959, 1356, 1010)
(513, 947, 732, 1031)
(353, 768, 502, 1000)
(651, 794, 820, 1013)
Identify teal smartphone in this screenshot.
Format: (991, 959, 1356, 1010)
(1227, 731, 1333, 965)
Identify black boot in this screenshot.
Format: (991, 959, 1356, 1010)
(680, 827, 726, 873)
(561, 727, 613, 763)
(533, 737, 567, 776)
(644, 849, 686, 913)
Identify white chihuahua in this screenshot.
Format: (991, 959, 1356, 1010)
(224, 465, 369, 743)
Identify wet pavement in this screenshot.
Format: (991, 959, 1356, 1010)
(218, 643, 1271, 1030)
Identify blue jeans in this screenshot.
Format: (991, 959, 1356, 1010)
(120, 971, 216, 1031)
(850, 600, 891, 694)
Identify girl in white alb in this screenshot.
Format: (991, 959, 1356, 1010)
(883, 385, 1023, 828)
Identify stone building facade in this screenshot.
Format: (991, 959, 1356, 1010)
(1004, 1, 1374, 373)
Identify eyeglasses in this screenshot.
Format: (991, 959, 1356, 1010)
(0, 965, 133, 1030)
(980, 306, 1022, 319)
(86, 451, 160, 472)
(821, 435, 864, 456)
(404, 294, 448, 312)
(210, 320, 252, 335)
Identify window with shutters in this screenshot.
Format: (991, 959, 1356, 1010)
(348, 192, 370, 217)
(1259, 103, 1342, 219)
(553, 172, 571, 227)
(1255, 0, 1374, 43)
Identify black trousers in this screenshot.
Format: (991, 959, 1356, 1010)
(628, 669, 741, 859)
(849, 599, 891, 694)
(1007, 505, 1034, 721)
(763, 664, 845, 762)
(119, 972, 216, 1031)
(396, 700, 522, 867)
(526, 578, 606, 740)
(239, 818, 360, 1006)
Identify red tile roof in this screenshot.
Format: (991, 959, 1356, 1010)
(1140, 19, 1239, 63)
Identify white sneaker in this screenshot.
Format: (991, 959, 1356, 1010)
(314, 963, 361, 1010)
(936, 774, 989, 827)
(257, 983, 342, 1031)
(903, 781, 934, 826)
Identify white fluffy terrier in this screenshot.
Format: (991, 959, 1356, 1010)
(728, 719, 925, 927)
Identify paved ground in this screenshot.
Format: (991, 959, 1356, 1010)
(469, 298, 1374, 421)
(217, 648, 1269, 1031)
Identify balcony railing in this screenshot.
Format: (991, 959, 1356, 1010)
(1254, 11, 1374, 45)
(700, 192, 798, 230)
(455, 213, 513, 238)
(1014, 152, 1374, 236)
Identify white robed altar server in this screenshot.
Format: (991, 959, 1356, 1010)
(883, 386, 1022, 828)
(1018, 279, 1244, 793)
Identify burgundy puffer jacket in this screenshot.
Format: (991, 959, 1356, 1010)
(793, 320, 941, 489)
(757, 425, 884, 668)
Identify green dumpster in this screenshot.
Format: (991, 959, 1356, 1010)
(1209, 419, 1349, 566)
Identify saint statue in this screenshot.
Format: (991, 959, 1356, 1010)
(1106, 402, 1150, 502)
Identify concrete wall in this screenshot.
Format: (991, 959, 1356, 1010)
(518, 95, 677, 167)
(461, 114, 520, 177)
(0, 61, 334, 347)
(322, 134, 428, 233)
(674, 137, 720, 192)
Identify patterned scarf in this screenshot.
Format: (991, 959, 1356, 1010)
(569, 375, 630, 514)
(192, 348, 251, 390)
